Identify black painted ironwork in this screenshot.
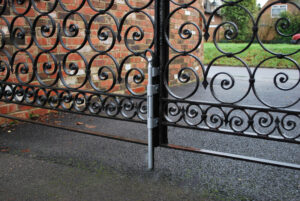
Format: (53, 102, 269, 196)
(160, 0, 299, 169)
(0, 0, 157, 123)
(162, 0, 300, 145)
(0, 0, 299, 169)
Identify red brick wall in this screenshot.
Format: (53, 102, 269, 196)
(0, 0, 204, 124)
(168, 1, 204, 87)
(205, 13, 223, 42)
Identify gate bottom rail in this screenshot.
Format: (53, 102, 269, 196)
(0, 113, 148, 146)
(161, 144, 300, 170)
(1, 113, 299, 170)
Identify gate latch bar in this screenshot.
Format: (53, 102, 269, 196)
(147, 84, 159, 95)
(147, 117, 159, 129)
(151, 67, 159, 77)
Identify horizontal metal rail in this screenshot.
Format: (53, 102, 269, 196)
(0, 113, 148, 146)
(161, 144, 300, 171)
(1, 81, 147, 100)
(162, 98, 300, 115)
(163, 122, 300, 144)
(0, 99, 147, 124)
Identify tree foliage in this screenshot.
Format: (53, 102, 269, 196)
(277, 11, 300, 36)
(221, 0, 258, 42)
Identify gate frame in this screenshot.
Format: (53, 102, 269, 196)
(148, 0, 300, 171)
(0, 0, 299, 171)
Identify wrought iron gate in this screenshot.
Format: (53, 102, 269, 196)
(0, 0, 299, 170)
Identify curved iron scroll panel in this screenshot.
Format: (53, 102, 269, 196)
(163, 0, 300, 144)
(0, 0, 157, 123)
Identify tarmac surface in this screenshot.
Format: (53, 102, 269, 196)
(0, 66, 299, 201)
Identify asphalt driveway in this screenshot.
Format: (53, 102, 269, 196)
(0, 66, 299, 201)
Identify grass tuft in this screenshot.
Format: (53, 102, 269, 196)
(204, 43, 299, 68)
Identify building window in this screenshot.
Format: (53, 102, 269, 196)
(271, 5, 287, 18)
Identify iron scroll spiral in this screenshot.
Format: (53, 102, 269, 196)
(0, 0, 156, 122)
(163, 0, 300, 143)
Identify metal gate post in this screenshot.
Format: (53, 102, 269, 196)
(147, 61, 158, 170)
(157, 0, 169, 145)
(147, 0, 170, 170)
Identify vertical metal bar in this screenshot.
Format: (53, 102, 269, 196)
(158, 0, 169, 144)
(147, 0, 170, 170)
(152, 0, 161, 147)
(146, 0, 160, 170)
(147, 62, 154, 170)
